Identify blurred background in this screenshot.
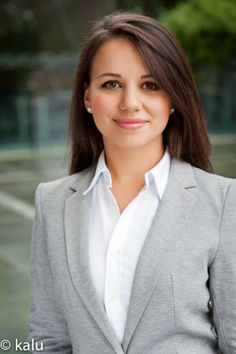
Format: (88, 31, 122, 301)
(0, 0, 235, 350)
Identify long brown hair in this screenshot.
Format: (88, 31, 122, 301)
(69, 11, 212, 174)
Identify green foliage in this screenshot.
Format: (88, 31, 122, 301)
(160, 0, 236, 67)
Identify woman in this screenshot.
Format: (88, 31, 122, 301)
(28, 11, 236, 354)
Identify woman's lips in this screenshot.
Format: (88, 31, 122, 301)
(114, 119, 148, 130)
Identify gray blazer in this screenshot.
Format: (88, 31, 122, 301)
(28, 158, 236, 354)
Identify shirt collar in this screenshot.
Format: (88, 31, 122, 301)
(83, 149, 170, 199)
(144, 149, 170, 200)
(82, 150, 111, 195)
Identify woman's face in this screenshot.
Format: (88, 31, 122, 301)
(84, 37, 171, 153)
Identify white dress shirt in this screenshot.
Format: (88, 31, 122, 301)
(83, 150, 170, 343)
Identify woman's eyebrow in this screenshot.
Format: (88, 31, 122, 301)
(141, 74, 153, 79)
(95, 72, 121, 79)
(95, 72, 153, 79)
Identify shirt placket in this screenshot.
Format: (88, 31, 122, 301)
(104, 188, 127, 342)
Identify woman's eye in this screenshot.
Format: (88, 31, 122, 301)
(143, 82, 159, 90)
(101, 81, 121, 89)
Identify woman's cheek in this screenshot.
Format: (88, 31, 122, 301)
(93, 96, 117, 118)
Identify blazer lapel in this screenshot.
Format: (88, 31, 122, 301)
(64, 168, 124, 354)
(122, 158, 198, 352)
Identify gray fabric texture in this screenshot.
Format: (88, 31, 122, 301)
(28, 158, 236, 354)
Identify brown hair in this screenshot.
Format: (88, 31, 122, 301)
(69, 11, 213, 174)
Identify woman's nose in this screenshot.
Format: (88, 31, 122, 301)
(119, 87, 142, 112)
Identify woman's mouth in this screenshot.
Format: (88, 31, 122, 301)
(114, 119, 148, 130)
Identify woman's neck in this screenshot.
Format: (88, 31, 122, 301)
(104, 142, 165, 185)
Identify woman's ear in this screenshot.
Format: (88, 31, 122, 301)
(84, 83, 91, 109)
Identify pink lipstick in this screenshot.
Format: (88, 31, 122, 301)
(114, 119, 148, 130)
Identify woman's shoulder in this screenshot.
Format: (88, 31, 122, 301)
(190, 163, 236, 205)
(192, 164, 235, 189)
(172, 157, 235, 204)
(172, 157, 234, 189)
(35, 166, 95, 204)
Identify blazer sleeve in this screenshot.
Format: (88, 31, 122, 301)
(209, 179, 236, 354)
(28, 184, 72, 354)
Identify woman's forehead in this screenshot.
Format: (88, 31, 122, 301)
(90, 37, 150, 79)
